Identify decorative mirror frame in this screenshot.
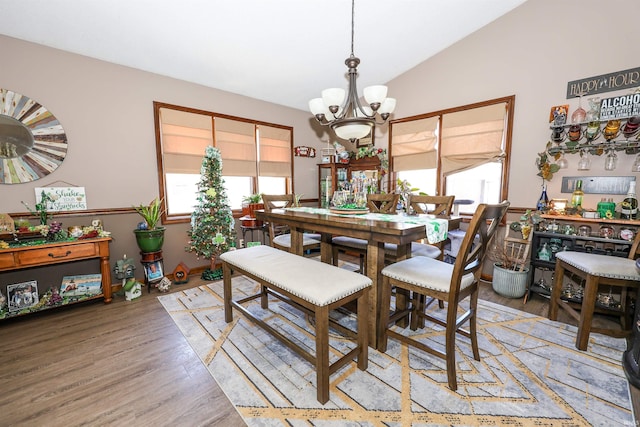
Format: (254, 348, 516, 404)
(0, 88, 68, 184)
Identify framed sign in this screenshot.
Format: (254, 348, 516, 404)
(599, 93, 640, 120)
(566, 67, 640, 99)
(35, 187, 87, 211)
(356, 130, 375, 148)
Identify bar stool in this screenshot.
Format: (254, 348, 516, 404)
(548, 231, 640, 350)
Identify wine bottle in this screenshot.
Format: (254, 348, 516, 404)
(621, 181, 638, 220)
(571, 179, 584, 209)
(536, 183, 549, 211)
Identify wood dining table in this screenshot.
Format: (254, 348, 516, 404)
(255, 207, 461, 348)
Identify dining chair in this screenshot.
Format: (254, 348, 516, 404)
(377, 201, 510, 391)
(387, 194, 456, 261)
(261, 194, 321, 253)
(331, 193, 400, 272)
(548, 230, 640, 351)
(407, 194, 455, 216)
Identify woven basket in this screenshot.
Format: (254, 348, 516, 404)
(492, 263, 529, 299)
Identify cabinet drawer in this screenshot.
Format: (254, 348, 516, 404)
(0, 252, 16, 269)
(16, 243, 98, 267)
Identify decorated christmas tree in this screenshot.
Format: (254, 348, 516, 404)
(186, 146, 236, 279)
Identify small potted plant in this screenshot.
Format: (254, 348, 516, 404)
(133, 198, 165, 253)
(489, 215, 536, 299)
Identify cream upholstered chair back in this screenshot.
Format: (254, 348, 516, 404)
(367, 193, 399, 213)
(408, 195, 455, 216)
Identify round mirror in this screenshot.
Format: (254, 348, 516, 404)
(0, 88, 68, 184)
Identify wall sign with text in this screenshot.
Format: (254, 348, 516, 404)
(599, 93, 640, 120)
(35, 187, 87, 211)
(566, 67, 640, 99)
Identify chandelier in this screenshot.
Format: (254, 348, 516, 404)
(308, 0, 396, 142)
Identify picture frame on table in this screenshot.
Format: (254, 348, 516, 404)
(356, 130, 375, 148)
(60, 274, 102, 297)
(7, 280, 39, 312)
(144, 261, 164, 283)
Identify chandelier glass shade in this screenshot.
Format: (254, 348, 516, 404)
(309, 0, 396, 142)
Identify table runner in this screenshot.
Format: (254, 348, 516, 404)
(285, 207, 448, 244)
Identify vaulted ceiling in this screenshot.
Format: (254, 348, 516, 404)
(0, 0, 527, 111)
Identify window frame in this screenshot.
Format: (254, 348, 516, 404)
(388, 95, 515, 212)
(153, 101, 294, 224)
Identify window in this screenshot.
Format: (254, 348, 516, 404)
(390, 96, 514, 214)
(153, 102, 293, 223)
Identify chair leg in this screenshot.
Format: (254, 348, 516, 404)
(445, 303, 458, 391)
(548, 262, 565, 320)
(377, 276, 393, 352)
(576, 274, 599, 351)
(357, 289, 369, 370)
(469, 290, 480, 360)
(331, 245, 340, 267)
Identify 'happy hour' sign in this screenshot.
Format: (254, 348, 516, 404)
(35, 187, 87, 211)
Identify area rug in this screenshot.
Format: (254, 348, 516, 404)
(158, 276, 635, 426)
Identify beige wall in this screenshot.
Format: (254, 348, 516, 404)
(384, 0, 638, 209)
(1, 0, 638, 276)
(0, 35, 327, 274)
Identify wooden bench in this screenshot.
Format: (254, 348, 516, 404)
(220, 245, 371, 404)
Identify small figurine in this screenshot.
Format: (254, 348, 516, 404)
(156, 277, 172, 293)
(114, 255, 136, 287)
(123, 278, 142, 301)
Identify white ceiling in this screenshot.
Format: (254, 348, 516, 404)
(0, 0, 526, 111)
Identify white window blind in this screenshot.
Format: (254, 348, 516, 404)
(214, 117, 257, 177)
(390, 116, 439, 171)
(258, 125, 292, 177)
(440, 103, 506, 175)
(160, 108, 213, 174)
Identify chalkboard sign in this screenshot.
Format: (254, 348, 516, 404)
(561, 176, 635, 195)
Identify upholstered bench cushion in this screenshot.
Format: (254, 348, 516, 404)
(332, 237, 442, 259)
(332, 236, 368, 250)
(385, 242, 441, 259)
(272, 232, 321, 248)
(556, 251, 640, 281)
(382, 255, 475, 292)
(220, 245, 371, 306)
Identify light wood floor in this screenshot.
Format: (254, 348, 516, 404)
(1, 258, 638, 426)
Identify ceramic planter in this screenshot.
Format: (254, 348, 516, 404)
(492, 263, 529, 299)
(134, 227, 165, 253)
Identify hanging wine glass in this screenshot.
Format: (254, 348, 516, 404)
(632, 153, 640, 172)
(586, 97, 601, 122)
(604, 148, 617, 171)
(578, 149, 591, 170)
(557, 152, 569, 169)
(571, 93, 586, 124)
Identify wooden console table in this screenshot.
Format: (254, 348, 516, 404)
(0, 237, 113, 304)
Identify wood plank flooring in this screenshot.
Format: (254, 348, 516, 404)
(1, 257, 638, 426)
